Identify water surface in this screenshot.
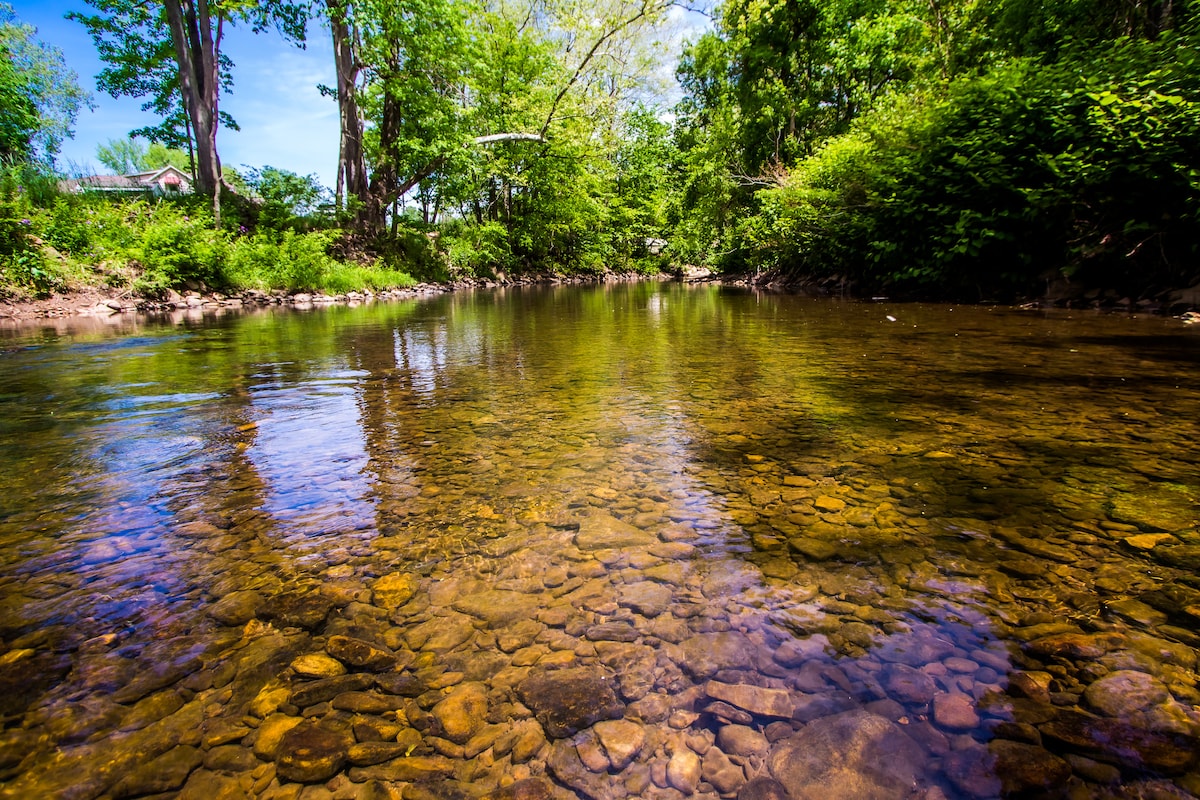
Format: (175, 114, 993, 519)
(2, 283, 1199, 799)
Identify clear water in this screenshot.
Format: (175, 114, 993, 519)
(1, 283, 1199, 799)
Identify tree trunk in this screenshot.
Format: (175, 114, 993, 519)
(164, 0, 224, 227)
(327, 0, 368, 215)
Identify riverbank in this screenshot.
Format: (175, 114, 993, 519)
(733, 269, 1200, 314)
(0, 268, 714, 322)
(7, 263, 1198, 323)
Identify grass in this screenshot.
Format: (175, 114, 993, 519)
(1, 163, 418, 300)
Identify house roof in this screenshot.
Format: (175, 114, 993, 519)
(61, 165, 193, 193)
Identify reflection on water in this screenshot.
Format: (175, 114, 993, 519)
(1, 284, 1199, 799)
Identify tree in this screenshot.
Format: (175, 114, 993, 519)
(76, 0, 308, 226)
(242, 165, 331, 230)
(0, 3, 90, 164)
(96, 136, 192, 174)
(70, 0, 240, 180)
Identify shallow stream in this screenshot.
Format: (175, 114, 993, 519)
(2, 283, 1199, 799)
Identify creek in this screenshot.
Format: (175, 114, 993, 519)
(1, 282, 1199, 799)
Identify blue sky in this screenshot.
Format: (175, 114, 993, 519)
(8, 0, 341, 187)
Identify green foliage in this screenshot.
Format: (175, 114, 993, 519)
(752, 32, 1200, 297)
(0, 43, 38, 161)
(0, 3, 91, 164)
(96, 137, 192, 175)
(241, 166, 331, 231)
(443, 220, 513, 278)
(131, 204, 225, 294)
(224, 230, 414, 293)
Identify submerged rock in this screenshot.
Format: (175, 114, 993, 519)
(575, 511, 658, 550)
(768, 710, 924, 800)
(1040, 709, 1198, 773)
(432, 682, 490, 744)
(1083, 670, 1169, 717)
(705, 681, 795, 719)
(275, 721, 352, 783)
(517, 667, 625, 738)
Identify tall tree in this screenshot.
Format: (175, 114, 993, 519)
(70, 0, 241, 180)
(0, 3, 90, 164)
(76, 0, 307, 226)
(324, 0, 369, 215)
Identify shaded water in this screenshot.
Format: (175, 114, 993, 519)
(1, 283, 1199, 799)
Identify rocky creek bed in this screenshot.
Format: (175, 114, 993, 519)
(1, 286, 1199, 800)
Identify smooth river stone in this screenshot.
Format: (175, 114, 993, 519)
(1083, 670, 1169, 716)
(452, 590, 541, 627)
(814, 496, 846, 512)
(275, 721, 352, 783)
(1023, 632, 1124, 660)
(372, 572, 417, 609)
(932, 692, 980, 731)
(259, 592, 334, 630)
(716, 724, 769, 757)
(882, 663, 936, 705)
(593, 719, 645, 770)
(678, 632, 757, 678)
(667, 748, 702, 794)
(705, 681, 795, 719)
(768, 710, 925, 800)
(619, 581, 672, 617)
(574, 512, 657, 550)
(291, 653, 346, 679)
(432, 682, 489, 744)
(325, 635, 396, 671)
(517, 667, 625, 738)
(207, 590, 262, 626)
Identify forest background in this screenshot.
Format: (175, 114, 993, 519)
(1, 0, 1197, 303)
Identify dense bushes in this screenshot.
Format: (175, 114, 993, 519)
(738, 33, 1200, 298)
(0, 172, 418, 299)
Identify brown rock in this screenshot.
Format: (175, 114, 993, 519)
(932, 693, 980, 732)
(1007, 671, 1053, 704)
(768, 710, 924, 800)
(432, 682, 489, 744)
(207, 590, 262, 626)
(326, 635, 396, 671)
(289, 673, 374, 707)
(738, 776, 791, 800)
(716, 724, 769, 757)
(702, 746, 745, 794)
(1023, 632, 1123, 660)
(483, 777, 555, 800)
(1082, 670, 1169, 717)
(705, 681, 795, 719)
(594, 719, 645, 771)
(575, 512, 657, 550)
(667, 748, 702, 794)
(275, 721, 351, 783)
(259, 591, 333, 630)
(452, 590, 542, 627)
(347, 741, 410, 766)
(990, 739, 1071, 795)
(678, 633, 757, 678)
(1041, 709, 1198, 773)
(291, 653, 346, 678)
(517, 667, 625, 738)
(373, 572, 417, 609)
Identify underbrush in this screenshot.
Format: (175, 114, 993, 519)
(0, 175, 417, 299)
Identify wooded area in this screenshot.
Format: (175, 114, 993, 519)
(2, 0, 1198, 301)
